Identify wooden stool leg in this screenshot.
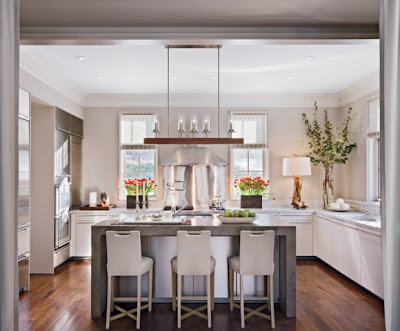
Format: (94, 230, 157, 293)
(177, 274, 182, 329)
(240, 275, 245, 329)
(269, 275, 275, 329)
(211, 271, 215, 311)
(137, 276, 141, 329)
(148, 268, 153, 312)
(207, 274, 212, 328)
(172, 270, 177, 311)
(106, 276, 112, 329)
(229, 266, 234, 311)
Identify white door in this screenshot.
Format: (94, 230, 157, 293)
(330, 220, 344, 273)
(315, 216, 331, 264)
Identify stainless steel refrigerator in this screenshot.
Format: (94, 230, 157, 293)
(53, 108, 82, 267)
(18, 89, 30, 292)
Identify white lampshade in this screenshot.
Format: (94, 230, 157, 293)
(282, 157, 312, 176)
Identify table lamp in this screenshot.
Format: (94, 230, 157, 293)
(282, 156, 312, 209)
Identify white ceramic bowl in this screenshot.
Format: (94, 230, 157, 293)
(217, 215, 257, 224)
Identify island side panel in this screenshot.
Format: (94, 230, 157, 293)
(91, 227, 107, 317)
(279, 227, 297, 317)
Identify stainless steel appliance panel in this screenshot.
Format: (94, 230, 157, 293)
(54, 129, 70, 178)
(54, 213, 71, 248)
(18, 228, 30, 257)
(18, 254, 30, 292)
(71, 115, 83, 137)
(71, 136, 82, 208)
(18, 118, 30, 228)
(55, 107, 71, 132)
(19, 88, 30, 119)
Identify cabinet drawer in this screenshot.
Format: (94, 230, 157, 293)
(76, 215, 109, 222)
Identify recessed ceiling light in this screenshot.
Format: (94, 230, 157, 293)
(96, 75, 103, 80)
(210, 76, 216, 79)
(172, 76, 178, 80)
(75, 56, 86, 61)
(305, 56, 314, 60)
(288, 76, 294, 79)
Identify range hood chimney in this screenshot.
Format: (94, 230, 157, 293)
(161, 146, 227, 166)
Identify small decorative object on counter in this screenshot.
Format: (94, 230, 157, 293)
(302, 102, 356, 208)
(100, 191, 109, 207)
(118, 177, 157, 209)
(234, 176, 273, 209)
(89, 192, 97, 207)
(328, 198, 350, 212)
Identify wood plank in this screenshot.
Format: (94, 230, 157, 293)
(19, 259, 385, 330)
(143, 138, 244, 144)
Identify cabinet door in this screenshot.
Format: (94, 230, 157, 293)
(330, 221, 344, 273)
(316, 217, 331, 263)
(75, 215, 109, 257)
(343, 226, 361, 283)
(280, 215, 313, 256)
(360, 231, 384, 298)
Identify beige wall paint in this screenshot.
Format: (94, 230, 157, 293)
(337, 90, 380, 201)
(82, 105, 341, 205)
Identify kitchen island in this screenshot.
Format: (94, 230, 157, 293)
(91, 214, 296, 318)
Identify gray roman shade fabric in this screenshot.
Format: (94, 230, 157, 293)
(230, 143, 267, 149)
(0, 0, 20, 330)
(120, 114, 156, 145)
(381, 0, 400, 329)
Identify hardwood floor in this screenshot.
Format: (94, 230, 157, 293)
(19, 260, 384, 330)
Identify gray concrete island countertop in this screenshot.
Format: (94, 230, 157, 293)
(91, 214, 296, 318)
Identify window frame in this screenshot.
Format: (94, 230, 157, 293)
(229, 111, 270, 199)
(366, 97, 381, 202)
(118, 111, 159, 200)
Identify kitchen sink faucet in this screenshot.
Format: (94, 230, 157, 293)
(172, 202, 189, 218)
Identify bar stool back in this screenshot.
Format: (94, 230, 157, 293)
(171, 230, 215, 328)
(228, 230, 275, 328)
(106, 231, 154, 329)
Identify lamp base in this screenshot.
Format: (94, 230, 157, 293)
(291, 175, 308, 209)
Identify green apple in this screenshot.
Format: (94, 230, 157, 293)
(232, 211, 240, 217)
(249, 212, 256, 217)
(224, 210, 232, 217)
(240, 211, 249, 218)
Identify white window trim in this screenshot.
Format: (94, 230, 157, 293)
(228, 110, 270, 200)
(118, 111, 160, 200)
(366, 97, 381, 202)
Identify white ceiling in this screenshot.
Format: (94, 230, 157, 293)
(21, 0, 379, 28)
(25, 44, 379, 95)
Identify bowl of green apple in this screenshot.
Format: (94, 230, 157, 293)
(217, 209, 257, 224)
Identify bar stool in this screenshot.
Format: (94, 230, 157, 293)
(171, 230, 215, 329)
(228, 230, 275, 329)
(105, 231, 154, 329)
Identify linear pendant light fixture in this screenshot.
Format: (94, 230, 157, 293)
(144, 45, 244, 145)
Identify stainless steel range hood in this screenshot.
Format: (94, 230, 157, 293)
(161, 146, 227, 166)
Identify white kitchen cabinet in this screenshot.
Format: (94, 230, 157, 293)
(360, 230, 384, 298)
(330, 220, 344, 273)
(280, 215, 313, 256)
(71, 214, 110, 257)
(343, 225, 361, 283)
(315, 216, 331, 263)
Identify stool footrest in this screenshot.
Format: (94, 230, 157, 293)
(181, 304, 208, 320)
(232, 303, 271, 321)
(233, 296, 269, 301)
(114, 296, 150, 303)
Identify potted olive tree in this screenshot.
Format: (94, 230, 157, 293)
(302, 102, 357, 208)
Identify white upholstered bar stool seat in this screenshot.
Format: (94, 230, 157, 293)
(171, 230, 215, 329)
(228, 230, 275, 329)
(106, 231, 154, 330)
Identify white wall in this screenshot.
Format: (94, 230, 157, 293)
(82, 105, 341, 206)
(337, 90, 380, 201)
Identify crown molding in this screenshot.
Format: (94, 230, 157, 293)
(337, 71, 379, 107)
(85, 93, 340, 108)
(20, 46, 87, 106)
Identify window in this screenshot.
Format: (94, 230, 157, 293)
(119, 114, 157, 198)
(230, 113, 268, 197)
(367, 98, 380, 201)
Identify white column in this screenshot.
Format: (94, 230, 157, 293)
(381, 0, 400, 329)
(0, 0, 20, 330)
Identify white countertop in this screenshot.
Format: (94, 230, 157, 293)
(71, 206, 381, 234)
